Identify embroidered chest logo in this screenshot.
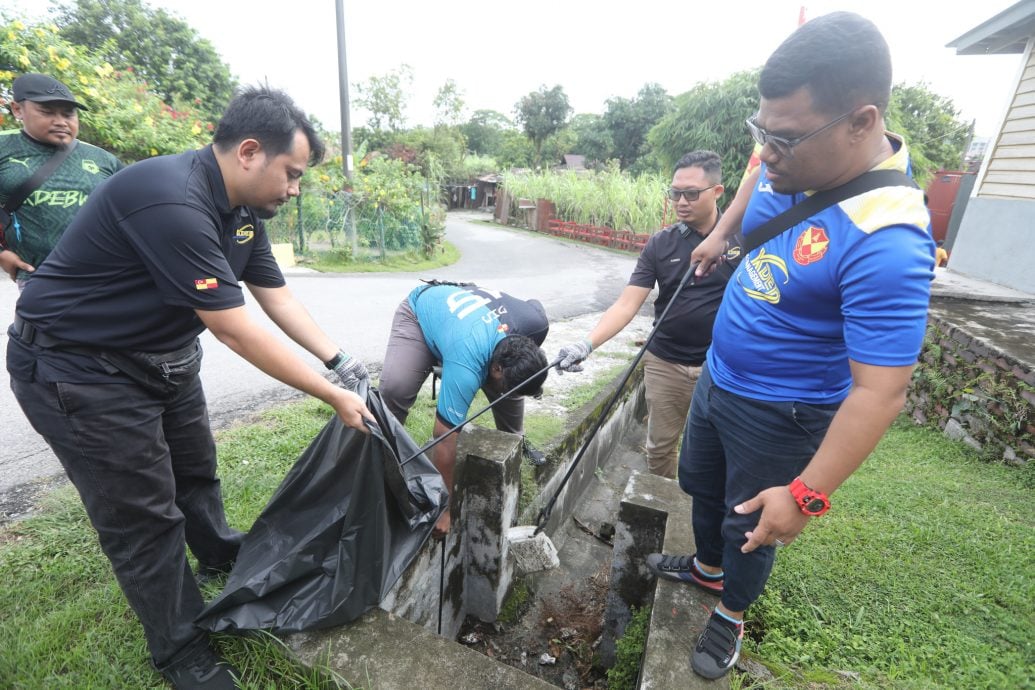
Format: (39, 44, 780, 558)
(737, 248, 789, 304)
(81, 160, 99, 175)
(9, 157, 30, 169)
(234, 224, 255, 244)
(793, 226, 830, 265)
(195, 278, 219, 290)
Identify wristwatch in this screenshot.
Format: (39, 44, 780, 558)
(788, 476, 830, 516)
(324, 350, 348, 370)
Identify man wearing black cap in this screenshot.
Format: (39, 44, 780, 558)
(1, 73, 121, 286)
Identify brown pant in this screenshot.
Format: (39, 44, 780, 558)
(642, 350, 701, 479)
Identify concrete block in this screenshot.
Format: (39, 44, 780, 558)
(286, 608, 555, 690)
(507, 526, 559, 575)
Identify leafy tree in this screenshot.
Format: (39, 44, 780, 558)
(514, 84, 572, 167)
(461, 109, 513, 157)
(648, 69, 760, 195)
(603, 83, 672, 174)
(433, 78, 465, 127)
(886, 82, 970, 186)
(569, 113, 614, 168)
(0, 17, 212, 160)
(354, 64, 413, 132)
(51, 0, 235, 122)
(495, 129, 534, 170)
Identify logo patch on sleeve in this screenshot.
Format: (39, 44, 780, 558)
(793, 226, 830, 265)
(195, 278, 219, 290)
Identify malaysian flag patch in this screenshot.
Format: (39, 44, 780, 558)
(195, 278, 219, 290)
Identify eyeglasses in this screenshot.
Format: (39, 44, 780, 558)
(667, 185, 717, 202)
(745, 108, 856, 159)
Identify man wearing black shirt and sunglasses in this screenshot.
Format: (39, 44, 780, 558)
(555, 150, 742, 479)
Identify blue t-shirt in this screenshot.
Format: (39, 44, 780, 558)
(408, 284, 549, 426)
(708, 134, 935, 403)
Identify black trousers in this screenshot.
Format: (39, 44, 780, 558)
(10, 373, 243, 666)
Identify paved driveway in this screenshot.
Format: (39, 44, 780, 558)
(0, 211, 640, 499)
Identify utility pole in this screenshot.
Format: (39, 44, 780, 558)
(335, 0, 357, 253)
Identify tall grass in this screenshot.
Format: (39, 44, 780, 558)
(501, 164, 669, 234)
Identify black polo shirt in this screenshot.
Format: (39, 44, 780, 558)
(8, 145, 284, 383)
(629, 222, 743, 366)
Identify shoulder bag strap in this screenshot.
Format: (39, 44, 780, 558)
(2, 140, 78, 214)
(741, 169, 917, 254)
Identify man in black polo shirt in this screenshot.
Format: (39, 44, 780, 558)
(7, 86, 372, 689)
(555, 151, 742, 479)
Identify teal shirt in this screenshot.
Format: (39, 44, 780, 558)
(0, 130, 122, 281)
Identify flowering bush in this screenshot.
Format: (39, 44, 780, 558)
(0, 18, 212, 160)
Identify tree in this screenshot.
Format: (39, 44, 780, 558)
(602, 83, 672, 174)
(514, 84, 572, 167)
(353, 65, 413, 132)
(648, 70, 760, 195)
(886, 82, 970, 186)
(52, 0, 236, 121)
(461, 109, 513, 157)
(0, 17, 213, 161)
(433, 78, 465, 127)
(569, 113, 614, 168)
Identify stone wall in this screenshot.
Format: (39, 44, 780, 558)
(905, 313, 1035, 464)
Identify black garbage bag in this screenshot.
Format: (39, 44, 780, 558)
(195, 383, 447, 634)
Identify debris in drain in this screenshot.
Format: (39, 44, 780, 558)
(560, 627, 577, 640)
(598, 522, 615, 542)
(539, 652, 557, 666)
(460, 632, 480, 645)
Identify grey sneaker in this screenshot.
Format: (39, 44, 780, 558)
(691, 611, 743, 679)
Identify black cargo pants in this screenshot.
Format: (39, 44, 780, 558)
(10, 372, 243, 667)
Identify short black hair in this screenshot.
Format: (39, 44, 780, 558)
(213, 85, 325, 166)
(674, 150, 722, 184)
(490, 336, 549, 398)
(759, 12, 892, 116)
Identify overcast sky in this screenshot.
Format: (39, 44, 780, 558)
(12, 0, 1024, 139)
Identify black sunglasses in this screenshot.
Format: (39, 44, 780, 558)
(667, 185, 717, 202)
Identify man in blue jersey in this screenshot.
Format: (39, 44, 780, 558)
(380, 282, 550, 537)
(645, 12, 934, 679)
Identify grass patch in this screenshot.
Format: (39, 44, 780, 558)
(607, 605, 651, 690)
(303, 241, 460, 273)
(745, 419, 1035, 689)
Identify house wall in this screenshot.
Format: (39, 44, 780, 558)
(949, 36, 1035, 293)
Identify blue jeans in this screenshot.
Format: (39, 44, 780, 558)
(10, 372, 243, 666)
(678, 363, 839, 612)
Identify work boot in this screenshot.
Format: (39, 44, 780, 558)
(195, 561, 234, 588)
(159, 642, 239, 689)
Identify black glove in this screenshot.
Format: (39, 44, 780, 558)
(555, 339, 593, 374)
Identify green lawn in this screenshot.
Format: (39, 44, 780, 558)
(301, 241, 460, 273)
(1, 401, 1031, 688)
(742, 419, 1034, 689)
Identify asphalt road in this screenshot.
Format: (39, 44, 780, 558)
(0, 210, 639, 500)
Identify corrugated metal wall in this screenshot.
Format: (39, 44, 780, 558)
(979, 40, 1035, 199)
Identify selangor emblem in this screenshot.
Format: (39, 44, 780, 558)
(793, 226, 830, 265)
(234, 224, 255, 244)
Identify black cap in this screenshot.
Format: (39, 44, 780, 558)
(12, 73, 88, 111)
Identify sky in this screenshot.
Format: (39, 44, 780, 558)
(12, 0, 1025, 139)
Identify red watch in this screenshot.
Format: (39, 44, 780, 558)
(788, 476, 830, 516)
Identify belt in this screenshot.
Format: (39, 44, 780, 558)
(12, 315, 87, 350)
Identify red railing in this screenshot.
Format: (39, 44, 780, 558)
(545, 219, 649, 252)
